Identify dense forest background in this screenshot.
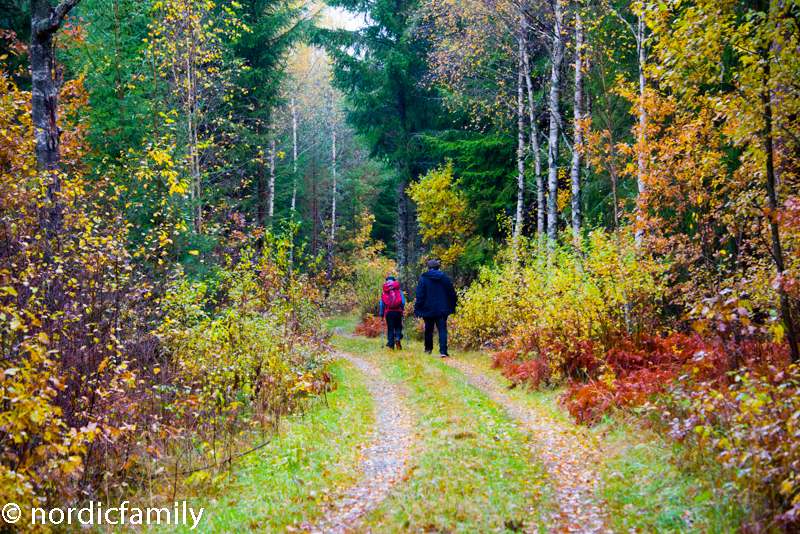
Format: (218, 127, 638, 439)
(1, 0, 799, 530)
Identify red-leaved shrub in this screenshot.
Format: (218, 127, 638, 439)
(355, 315, 384, 338)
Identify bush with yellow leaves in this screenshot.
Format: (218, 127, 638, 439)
(152, 234, 331, 473)
(451, 228, 665, 384)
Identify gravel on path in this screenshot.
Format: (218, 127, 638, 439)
(298, 336, 414, 534)
(441, 356, 609, 534)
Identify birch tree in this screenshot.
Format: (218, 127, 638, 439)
(268, 121, 277, 222)
(148, 0, 246, 232)
(514, 29, 526, 242)
(327, 91, 339, 278)
(546, 0, 565, 244)
(419, 0, 550, 240)
(523, 44, 545, 236)
(570, 6, 585, 245)
(30, 0, 85, 234)
(604, 0, 648, 244)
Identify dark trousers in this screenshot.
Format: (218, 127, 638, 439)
(384, 311, 403, 347)
(423, 315, 448, 355)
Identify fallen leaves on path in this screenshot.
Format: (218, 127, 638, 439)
(442, 357, 609, 534)
(297, 349, 415, 533)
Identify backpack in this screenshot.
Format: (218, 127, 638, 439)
(381, 281, 403, 313)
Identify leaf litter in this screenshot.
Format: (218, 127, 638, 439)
(297, 345, 415, 534)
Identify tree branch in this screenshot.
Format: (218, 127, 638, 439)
(35, 0, 83, 36)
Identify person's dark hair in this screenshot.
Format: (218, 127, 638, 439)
(426, 260, 440, 270)
(385, 276, 395, 281)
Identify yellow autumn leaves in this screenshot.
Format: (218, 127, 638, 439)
(407, 161, 476, 266)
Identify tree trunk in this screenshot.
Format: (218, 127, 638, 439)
(31, 0, 84, 234)
(328, 114, 337, 279)
(257, 121, 267, 226)
(570, 9, 584, 246)
(547, 0, 565, 246)
(187, 19, 202, 233)
(257, 160, 267, 226)
(291, 96, 298, 213)
(312, 170, 318, 257)
(397, 179, 408, 285)
(523, 45, 544, 237)
(634, 3, 647, 246)
(151, 36, 159, 139)
(289, 97, 298, 266)
(514, 29, 526, 242)
(114, 0, 124, 130)
(268, 123, 276, 223)
(758, 0, 799, 362)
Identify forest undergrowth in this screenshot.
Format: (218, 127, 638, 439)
(445, 229, 800, 531)
(0, 73, 334, 524)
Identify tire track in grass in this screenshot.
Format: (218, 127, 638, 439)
(441, 357, 608, 534)
(298, 341, 415, 534)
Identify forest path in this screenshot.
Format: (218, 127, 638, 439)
(298, 339, 415, 534)
(441, 357, 608, 533)
(326, 321, 607, 533)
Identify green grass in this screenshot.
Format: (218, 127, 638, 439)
(124, 358, 374, 533)
(332, 334, 554, 534)
(451, 348, 747, 532)
(593, 418, 745, 533)
(324, 313, 360, 331)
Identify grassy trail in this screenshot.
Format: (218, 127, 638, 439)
(330, 319, 555, 533)
(136, 316, 743, 533)
(328, 317, 744, 533)
(140, 357, 375, 533)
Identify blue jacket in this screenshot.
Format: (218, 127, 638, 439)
(414, 269, 458, 317)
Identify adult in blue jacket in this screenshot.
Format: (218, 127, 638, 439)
(414, 260, 458, 357)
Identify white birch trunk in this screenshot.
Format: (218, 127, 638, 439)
(514, 29, 526, 242)
(268, 126, 276, 221)
(570, 10, 584, 246)
(291, 96, 298, 213)
(523, 46, 544, 237)
(328, 108, 337, 278)
(635, 4, 647, 246)
(547, 0, 565, 246)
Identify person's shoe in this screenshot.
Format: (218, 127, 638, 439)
(424, 349, 432, 355)
(386, 344, 394, 350)
(440, 353, 450, 358)
(396, 340, 402, 350)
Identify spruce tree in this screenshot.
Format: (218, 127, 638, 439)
(317, 0, 448, 284)
(233, 0, 313, 228)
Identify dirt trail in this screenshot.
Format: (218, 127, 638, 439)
(299, 334, 414, 533)
(442, 357, 608, 534)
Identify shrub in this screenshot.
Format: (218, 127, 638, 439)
(660, 361, 799, 531)
(454, 228, 665, 374)
(355, 316, 384, 338)
(407, 161, 475, 267)
(343, 211, 396, 317)
(354, 257, 396, 317)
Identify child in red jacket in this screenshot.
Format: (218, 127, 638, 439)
(379, 276, 405, 350)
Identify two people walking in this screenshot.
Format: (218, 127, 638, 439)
(379, 260, 458, 357)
